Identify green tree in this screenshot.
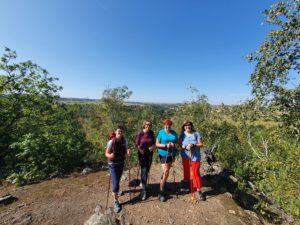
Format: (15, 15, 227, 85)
(101, 85, 132, 127)
(247, 0, 300, 137)
(0, 48, 87, 183)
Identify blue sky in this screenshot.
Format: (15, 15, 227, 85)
(0, 0, 277, 104)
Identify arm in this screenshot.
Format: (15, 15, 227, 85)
(148, 131, 156, 151)
(135, 132, 141, 148)
(156, 139, 167, 148)
(105, 140, 114, 159)
(194, 132, 203, 148)
(195, 138, 203, 148)
(148, 140, 156, 151)
(178, 138, 184, 149)
(156, 131, 167, 148)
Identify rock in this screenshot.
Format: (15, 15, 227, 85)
(225, 192, 233, 198)
(229, 210, 236, 215)
(0, 194, 17, 205)
(82, 167, 93, 175)
(84, 205, 125, 225)
(212, 165, 223, 173)
(244, 210, 259, 219)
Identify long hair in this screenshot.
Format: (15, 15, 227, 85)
(181, 120, 196, 133)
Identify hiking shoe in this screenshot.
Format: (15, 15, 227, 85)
(141, 190, 147, 201)
(118, 191, 124, 196)
(158, 191, 166, 202)
(197, 191, 206, 201)
(113, 201, 122, 213)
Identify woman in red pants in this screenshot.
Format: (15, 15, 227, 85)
(179, 120, 206, 201)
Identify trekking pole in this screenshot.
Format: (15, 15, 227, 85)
(147, 169, 150, 187)
(133, 162, 140, 201)
(174, 154, 179, 198)
(173, 158, 177, 198)
(189, 149, 196, 201)
(127, 158, 132, 204)
(136, 163, 140, 188)
(147, 155, 151, 187)
(106, 172, 111, 209)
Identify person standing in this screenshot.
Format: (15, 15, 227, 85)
(156, 119, 178, 202)
(179, 120, 206, 201)
(136, 120, 156, 200)
(105, 126, 131, 213)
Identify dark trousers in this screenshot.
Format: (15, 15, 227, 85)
(138, 152, 153, 187)
(108, 161, 124, 193)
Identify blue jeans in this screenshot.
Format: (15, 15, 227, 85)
(108, 162, 124, 193)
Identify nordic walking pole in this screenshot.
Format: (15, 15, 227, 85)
(106, 172, 111, 209)
(173, 158, 177, 197)
(127, 157, 132, 204)
(189, 148, 196, 200)
(136, 163, 140, 188)
(173, 155, 179, 198)
(147, 155, 151, 187)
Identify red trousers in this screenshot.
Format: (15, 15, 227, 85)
(182, 158, 202, 190)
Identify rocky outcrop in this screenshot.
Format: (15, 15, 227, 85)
(84, 205, 125, 225)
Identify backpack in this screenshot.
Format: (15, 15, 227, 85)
(106, 132, 115, 160)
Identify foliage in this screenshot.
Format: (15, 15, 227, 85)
(72, 86, 172, 164)
(1, 43, 299, 222)
(247, 0, 300, 137)
(0, 48, 87, 184)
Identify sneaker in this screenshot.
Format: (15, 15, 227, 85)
(197, 191, 206, 201)
(141, 190, 146, 201)
(158, 191, 166, 202)
(113, 201, 122, 213)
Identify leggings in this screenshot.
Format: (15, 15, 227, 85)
(138, 152, 153, 187)
(182, 158, 202, 189)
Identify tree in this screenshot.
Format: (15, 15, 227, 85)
(100, 85, 132, 127)
(0, 48, 87, 183)
(247, 0, 300, 137)
(0, 47, 61, 172)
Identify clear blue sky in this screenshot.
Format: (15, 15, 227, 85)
(0, 0, 277, 104)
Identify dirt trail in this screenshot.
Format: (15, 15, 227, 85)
(0, 160, 263, 225)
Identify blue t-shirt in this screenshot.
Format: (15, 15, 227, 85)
(179, 131, 202, 161)
(156, 129, 178, 157)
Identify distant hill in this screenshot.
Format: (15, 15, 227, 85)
(59, 97, 181, 107)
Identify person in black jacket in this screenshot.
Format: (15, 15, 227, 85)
(105, 126, 131, 213)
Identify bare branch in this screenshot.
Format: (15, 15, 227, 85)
(261, 137, 269, 157)
(247, 131, 263, 159)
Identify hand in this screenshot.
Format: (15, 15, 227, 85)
(187, 143, 194, 151)
(149, 145, 155, 152)
(168, 142, 174, 148)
